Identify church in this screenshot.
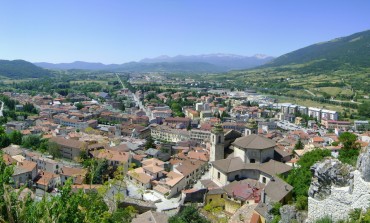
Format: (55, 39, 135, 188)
(209, 123, 292, 187)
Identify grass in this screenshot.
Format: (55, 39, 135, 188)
(313, 87, 353, 97)
(317, 87, 342, 96)
(0, 78, 37, 84)
(71, 80, 108, 85)
(273, 95, 354, 113)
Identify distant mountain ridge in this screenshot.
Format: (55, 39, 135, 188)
(261, 29, 370, 72)
(34, 53, 273, 72)
(0, 60, 52, 79)
(35, 61, 111, 70)
(140, 53, 274, 70)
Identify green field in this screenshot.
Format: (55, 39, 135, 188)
(71, 80, 109, 85)
(313, 87, 353, 97)
(272, 95, 356, 113)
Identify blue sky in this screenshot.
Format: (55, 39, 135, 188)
(0, 0, 369, 63)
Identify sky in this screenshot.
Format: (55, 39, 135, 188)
(0, 0, 369, 64)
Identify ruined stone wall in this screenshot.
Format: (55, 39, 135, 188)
(307, 170, 370, 222)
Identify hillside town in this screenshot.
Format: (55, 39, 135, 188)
(1, 80, 369, 223)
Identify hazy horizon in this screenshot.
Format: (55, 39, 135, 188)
(1, 0, 369, 63)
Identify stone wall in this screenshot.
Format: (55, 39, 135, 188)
(307, 170, 370, 222)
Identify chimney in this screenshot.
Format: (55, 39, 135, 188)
(261, 189, 266, 203)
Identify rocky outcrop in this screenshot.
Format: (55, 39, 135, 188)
(357, 146, 370, 182)
(307, 155, 370, 222)
(279, 205, 297, 223)
(308, 158, 354, 200)
(279, 205, 307, 223)
(264, 202, 275, 223)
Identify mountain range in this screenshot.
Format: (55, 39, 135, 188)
(34, 54, 274, 72)
(1, 29, 370, 78)
(0, 60, 52, 79)
(261, 29, 370, 73)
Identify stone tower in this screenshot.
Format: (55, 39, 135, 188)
(210, 123, 225, 162)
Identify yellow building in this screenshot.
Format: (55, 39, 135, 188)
(205, 188, 225, 205)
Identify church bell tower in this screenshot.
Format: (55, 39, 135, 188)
(210, 123, 225, 162)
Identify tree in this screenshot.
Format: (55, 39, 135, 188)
(0, 151, 14, 220)
(75, 102, 84, 110)
(338, 132, 361, 166)
(295, 195, 308, 210)
(339, 132, 360, 150)
(358, 101, 370, 118)
(8, 130, 23, 145)
(22, 135, 41, 150)
(294, 139, 304, 150)
(48, 141, 61, 159)
(144, 136, 155, 150)
(0, 134, 10, 148)
(0, 127, 10, 149)
(23, 102, 37, 114)
(87, 159, 110, 184)
(119, 103, 125, 112)
(169, 205, 210, 223)
(285, 149, 331, 210)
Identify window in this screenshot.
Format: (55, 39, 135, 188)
(221, 195, 223, 198)
(262, 177, 266, 184)
(217, 172, 221, 179)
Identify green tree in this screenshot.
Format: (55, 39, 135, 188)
(339, 132, 360, 150)
(0, 134, 11, 148)
(169, 205, 210, 223)
(48, 141, 61, 159)
(22, 135, 41, 150)
(38, 138, 49, 153)
(285, 149, 331, 210)
(295, 195, 308, 210)
(23, 102, 38, 114)
(119, 103, 125, 112)
(86, 159, 110, 184)
(75, 102, 84, 110)
(338, 132, 361, 166)
(8, 130, 23, 145)
(294, 139, 304, 150)
(0, 151, 14, 221)
(144, 136, 155, 150)
(358, 101, 370, 118)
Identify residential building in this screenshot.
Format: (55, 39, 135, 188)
(153, 171, 186, 198)
(222, 122, 246, 133)
(91, 149, 131, 171)
(151, 125, 190, 142)
(131, 211, 168, 223)
(354, 120, 369, 131)
(321, 120, 352, 130)
(127, 158, 165, 189)
(60, 166, 87, 185)
(12, 160, 38, 188)
(35, 171, 60, 191)
(6, 121, 28, 133)
(222, 179, 263, 214)
(50, 137, 84, 160)
(189, 129, 211, 144)
(164, 117, 191, 127)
